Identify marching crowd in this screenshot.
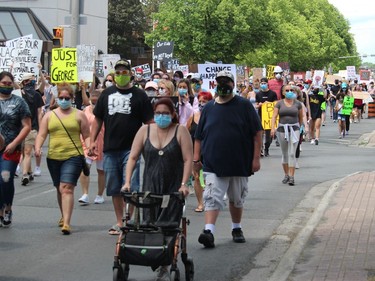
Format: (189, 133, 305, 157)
(0, 58, 374, 279)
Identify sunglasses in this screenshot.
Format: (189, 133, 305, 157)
(115, 70, 130, 75)
(1, 81, 13, 86)
(58, 97, 71, 101)
(285, 89, 295, 92)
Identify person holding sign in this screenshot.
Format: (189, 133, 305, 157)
(89, 59, 153, 235)
(339, 83, 353, 136)
(308, 86, 327, 145)
(256, 78, 277, 156)
(270, 86, 303, 186)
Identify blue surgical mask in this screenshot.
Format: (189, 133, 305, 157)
(57, 98, 72, 110)
(154, 114, 172, 128)
(153, 79, 160, 83)
(260, 84, 268, 91)
(178, 89, 188, 96)
(193, 83, 201, 91)
(254, 88, 260, 93)
(285, 91, 297, 99)
(198, 103, 206, 112)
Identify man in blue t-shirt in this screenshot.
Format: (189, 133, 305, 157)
(194, 70, 263, 248)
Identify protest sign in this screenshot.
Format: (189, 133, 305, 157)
(342, 96, 354, 115)
(77, 44, 96, 82)
(198, 63, 236, 94)
(312, 70, 325, 87)
(95, 60, 104, 78)
(99, 54, 121, 78)
(153, 41, 174, 61)
(51, 48, 78, 83)
(338, 70, 348, 80)
(0, 46, 17, 72)
(266, 65, 276, 80)
(261, 101, 278, 130)
(177, 65, 189, 77)
(352, 91, 373, 102)
(252, 68, 263, 82)
(11, 39, 43, 82)
(5, 34, 33, 47)
(346, 66, 356, 80)
(326, 74, 343, 85)
(132, 63, 151, 80)
(360, 70, 371, 81)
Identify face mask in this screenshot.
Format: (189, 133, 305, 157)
(174, 77, 180, 82)
(105, 81, 113, 88)
(260, 84, 268, 91)
(217, 84, 233, 96)
(135, 74, 142, 79)
(178, 88, 188, 96)
(285, 91, 297, 99)
(354, 80, 358, 84)
(57, 98, 72, 110)
(154, 114, 172, 128)
(153, 79, 160, 83)
(304, 84, 309, 89)
(158, 89, 166, 96)
(313, 89, 319, 95)
(115, 75, 131, 87)
(198, 103, 206, 112)
(0, 86, 13, 95)
(275, 74, 282, 80)
(30, 80, 36, 86)
(254, 88, 260, 93)
(145, 90, 156, 96)
(192, 83, 201, 91)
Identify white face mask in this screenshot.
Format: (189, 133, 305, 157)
(275, 74, 282, 80)
(105, 81, 113, 88)
(158, 89, 167, 96)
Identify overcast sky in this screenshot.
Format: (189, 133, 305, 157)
(328, 0, 375, 63)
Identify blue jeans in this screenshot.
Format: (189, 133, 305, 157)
(0, 152, 18, 208)
(104, 150, 140, 196)
(47, 156, 82, 187)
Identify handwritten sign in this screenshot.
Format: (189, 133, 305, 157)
(153, 41, 174, 61)
(346, 66, 356, 79)
(132, 63, 151, 80)
(51, 48, 78, 83)
(95, 60, 104, 77)
(266, 65, 276, 80)
(98, 54, 121, 78)
(342, 96, 354, 115)
(326, 74, 342, 85)
(0, 46, 17, 72)
(77, 44, 96, 82)
(198, 63, 237, 95)
(261, 101, 278, 130)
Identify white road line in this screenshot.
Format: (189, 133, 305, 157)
(17, 188, 55, 202)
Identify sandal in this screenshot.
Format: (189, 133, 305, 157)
(108, 224, 121, 235)
(194, 207, 204, 212)
(58, 217, 64, 227)
(61, 225, 71, 235)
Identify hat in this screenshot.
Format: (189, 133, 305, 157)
(305, 79, 312, 84)
(114, 59, 131, 70)
(191, 73, 202, 81)
(186, 72, 194, 78)
(136, 68, 143, 74)
(216, 71, 234, 82)
(145, 81, 158, 90)
(21, 73, 35, 82)
(260, 77, 268, 83)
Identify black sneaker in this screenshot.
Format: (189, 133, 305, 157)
(315, 139, 319, 145)
(21, 175, 29, 186)
(198, 229, 215, 248)
(28, 172, 34, 182)
(3, 210, 12, 227)
(265, 149, 269, 157)
(232, 228, 246, 243)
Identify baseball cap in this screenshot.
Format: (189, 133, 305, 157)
(21, 73, 35, 82)
(191, 73, 202, 81)
(260, 77, 268, 83)
(114, 59, 131, 70)
(145, 81, 158, 90)
(216, 70, 234, 82)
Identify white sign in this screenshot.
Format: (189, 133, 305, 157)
(346, 66, 356, 79)
(198, 63, 237, 94)
(11, 39, 43, 82)
(0, 46, 17, 72)
(77, 44, 96, 82)
(312, 70, 325, 87)
(132, 63, 151, 79)
(98, 54, 121, 78)
(5, 34, 33, 47)
(338, 70, 348, 80)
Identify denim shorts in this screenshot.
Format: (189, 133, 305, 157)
(47, 156, 82, 187)
(203, 172, 248, 211)
(104, 150, 140, 196)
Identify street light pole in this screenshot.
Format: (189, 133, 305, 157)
(71, 0, 80, 47)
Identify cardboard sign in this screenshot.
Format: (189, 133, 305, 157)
(261, 101, 278, 130)
(77, 44, 96, 82)
(51, 48, 78, 83)
(352, 91, 372, 100)
(326, 74, 343, 85)
(198, 63, 237, 95)
(252, 68, 263, 82)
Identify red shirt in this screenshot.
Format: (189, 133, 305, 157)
(268, 79, 284, 100)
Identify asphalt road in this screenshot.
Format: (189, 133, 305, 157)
(1, 110, 375, 281)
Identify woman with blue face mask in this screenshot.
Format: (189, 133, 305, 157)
(270, 86, 304, 186)
(176, 79, 194, 126)
(35, 82, 90, 235)
(121, 97, 193, 281)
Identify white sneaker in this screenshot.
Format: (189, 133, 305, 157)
(33, 166, 41, 176)
(310, 139, 315, 145)
(295, 160, 300, 169)
(94, 195, 104, 204)
(78, 194, 89, 204)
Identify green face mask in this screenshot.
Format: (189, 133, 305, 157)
(115, 75, 131, 87)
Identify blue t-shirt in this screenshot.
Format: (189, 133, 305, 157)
(194, 96, 262, 177)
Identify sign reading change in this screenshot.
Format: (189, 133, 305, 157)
(51, 48, 78, 83)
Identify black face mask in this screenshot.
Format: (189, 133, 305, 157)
(313, 89, 319, 95)
(217, 83, 233, 96)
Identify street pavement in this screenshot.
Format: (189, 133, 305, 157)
(1, 109, 375, 281)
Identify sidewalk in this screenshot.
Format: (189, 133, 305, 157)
(289, 171, 375, 281)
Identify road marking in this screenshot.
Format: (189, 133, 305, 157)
(17, 189, 55, 202)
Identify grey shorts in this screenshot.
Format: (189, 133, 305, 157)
(203, 172, 248, 211)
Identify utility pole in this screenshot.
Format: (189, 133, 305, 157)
(71, 0, 80, 47)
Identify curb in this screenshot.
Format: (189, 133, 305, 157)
(241, 172, 360, 281)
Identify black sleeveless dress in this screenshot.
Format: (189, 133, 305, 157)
(142, 124, 184, 225)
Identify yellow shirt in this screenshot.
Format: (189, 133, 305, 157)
(47, 109, 83, 160)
